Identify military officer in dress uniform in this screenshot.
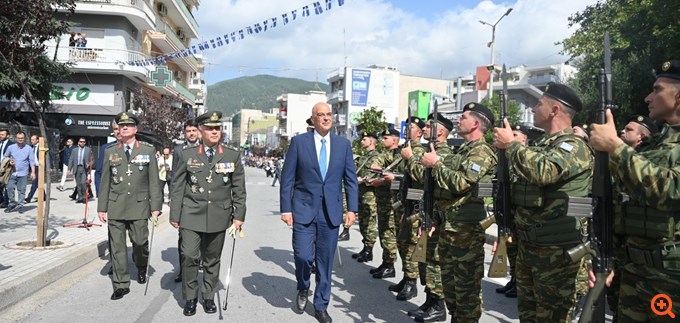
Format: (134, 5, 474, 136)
(97, 112, 163, 301)
(170, 111, 247, 316)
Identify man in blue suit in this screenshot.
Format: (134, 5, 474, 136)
(280, 102, 358, 323)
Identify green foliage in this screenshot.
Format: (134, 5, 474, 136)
(559, 0, 680, 126)
(352, 106, 387, 155)
(480, 93, 523, 144)
(207, 75, 329, 116)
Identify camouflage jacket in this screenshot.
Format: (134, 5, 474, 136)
(355, 148, 381, 188)
(406, 141, 451, 186)
(372, 147, 402, 195)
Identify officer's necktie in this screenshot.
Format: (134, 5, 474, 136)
(125, 145, 131, 161)
(207, 147, 214, 163)
(319, 138, 327, 180)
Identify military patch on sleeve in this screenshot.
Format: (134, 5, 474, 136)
(470, 163, 481, 173)
(559, 142, 574, 152)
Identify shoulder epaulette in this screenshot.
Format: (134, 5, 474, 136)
(221, 142, 238, 151)
(139, 141, 154, 147)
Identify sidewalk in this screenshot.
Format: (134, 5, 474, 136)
(0, 181, 169, 311)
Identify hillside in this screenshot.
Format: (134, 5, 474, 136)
(206, 75, 329, 117)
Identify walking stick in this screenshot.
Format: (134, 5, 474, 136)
(336, 243, 342, 267)
(222, 227, 243, 311)
(144, 215, 158, 296)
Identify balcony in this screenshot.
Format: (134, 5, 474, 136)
(148, 20, 199, 72)
(327, 68, 344, 82)
(75, 0, 155, 31)
(46, 45, 152, 80)
(157, 0, 199, 38)
(327, 90, 345, 104)
(171, 80, 196, 102)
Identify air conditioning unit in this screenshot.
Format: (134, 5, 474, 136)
(158, 3, 168, 17)
(173, 70, 183, 81)
(176, 29, 186, 41)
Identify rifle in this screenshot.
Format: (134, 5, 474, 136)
(413, 98, 438, 263)
(487, 64, 512, 278)
(395, 102, 415, 213)
(569, 32, 615, 323)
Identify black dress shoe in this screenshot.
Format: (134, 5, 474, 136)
(372, 265, 395, 279)
(137, 270, 147, 284)
(314, 310, 333, 323)
(174, 273, 182, 282)
(24, 198, 31, 203)
(203, 299, 217, 313)
(295, 288, 309, 314)
(183, 298, 197, 316)
(338, 227, 350, 241)
(110, 288, 130, 300)
(76, 199, 85, 204)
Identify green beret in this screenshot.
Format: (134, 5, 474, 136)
(463, 102, 495, 127)
(361, 131, 379, 140)
(627, 114, 659, 134)
(196, 111, 222, 127)
(408, 116, 426, 129)
(427, 112, 454, 131)
(656, 60, 680, 81)
(543, 82, 583, 112)
(382, 128, 400, 137)
(115, 112, 139, 126)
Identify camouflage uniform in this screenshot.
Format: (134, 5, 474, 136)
(507, 128, 594, 322)
(434, 138, 497, 322)
(399, 141, 426, 281)
(610, 124, 680, 322)
(356, 148, 380, 249)
(406, 141, 453, 303)
(372, 147, 401, 265)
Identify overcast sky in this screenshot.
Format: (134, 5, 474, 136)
(192, 0, 598, 85)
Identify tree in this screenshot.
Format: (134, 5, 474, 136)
(132, 90, 190, 149)
(0, 0, 76, 246)
(481, 93, 522, 144)
(352, 106, 387, 155)
(559, 0, 680, 125)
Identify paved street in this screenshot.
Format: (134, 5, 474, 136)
(1, 166, 520, 322)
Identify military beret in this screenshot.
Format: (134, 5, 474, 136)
(115, 112, 139, 126)
(627, 114, 659, 134)
(382, 128, 400, 137)
(655, 59, 680, 81)
(542, 82, 583, 112)
(306, 117, 314, 127)
(512, 125, 530, 136)
(408, 116, 426, 129)
(427, 112, 454, 132)
(196, 111, 222, 127)
(361, 131, 379, 140)
(463, 102, 496, 127)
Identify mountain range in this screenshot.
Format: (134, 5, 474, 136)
(206, 75, 329, 117)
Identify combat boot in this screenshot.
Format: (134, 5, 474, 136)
(396, 279, 417, 301)
(407, 291, 431, 317)
(357, 249, 373, 263)
(388, 276, 407, 292)
(414, 298, 446, 322)
(352, 246, 370, 259)
(505, 284, 517, 298)
(495, 276, 515, 294)
(370, 263, 387, 275)
(372, 263, 395, 279)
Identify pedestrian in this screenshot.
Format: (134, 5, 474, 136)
(589, 59, 680, 322)
(97, 112, 163, 301)
(3, 131, 35, 214)
(0, 128, 15, 208)
(493, 82, 594, 322)
(279, 102, 358, 323)
(57, 138, 74, 191)
(271, 157, 281, 186)
(170, 111, 246, 316)
(68, 137, 92, 203)
(158, 147, 172, 200)
(25, 134, 42, 203)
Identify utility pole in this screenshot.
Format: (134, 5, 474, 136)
(479, 8, 513, 100)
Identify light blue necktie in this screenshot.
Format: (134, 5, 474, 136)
(319, 138, 327, 179)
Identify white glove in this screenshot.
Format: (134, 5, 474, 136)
(227, 224, 244, 238)
(150, 215, 159, 227)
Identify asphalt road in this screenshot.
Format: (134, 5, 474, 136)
(2, 166, 520, 323)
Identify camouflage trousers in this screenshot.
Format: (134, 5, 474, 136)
(397, 214, 420, 279)
(358, 189, 378, 248)
(418, 229, 443, 298)
(516, 240, 580, 323)
(376, 191, 397, 263)
(617, 263, 680, 322)
(606, 236, 626, 322)
(508, 236, 518, 275)
(438, 223, 486, 322)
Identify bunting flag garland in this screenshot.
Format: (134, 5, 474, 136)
(119, 0, 345, 67)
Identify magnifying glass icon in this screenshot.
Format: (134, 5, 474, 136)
(651, 294, 675, 318)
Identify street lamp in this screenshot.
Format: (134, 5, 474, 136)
(479, 8, 513, 100)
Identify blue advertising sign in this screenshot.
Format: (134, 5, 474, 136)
(351, 69, 371, 106)
(399, 121, 406, 139)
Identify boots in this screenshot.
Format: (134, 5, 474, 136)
(372, 263, 395, 279)
(338, 227, 350, 241)
(370, 263, 387, 275)
(396, 279, 417, 301)
(352, 246, 370, 259)
(407, 291, 431, 317)
(495, 276, 515, 294)
(505, 283, 517, 298)
(357, 249, 373, 263)
(389, 277, 406, 292)
(414, 298, 446, 322)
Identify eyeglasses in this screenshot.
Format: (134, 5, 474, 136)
(79, 140, 85, 143)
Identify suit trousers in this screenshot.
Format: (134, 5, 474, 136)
(293, 205, 339, 311)
(181, 228, 226, 301)
(108, 219, 149, 289)
(74, 165, 87, 200)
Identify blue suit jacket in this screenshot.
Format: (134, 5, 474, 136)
(279, 131, 358, 226)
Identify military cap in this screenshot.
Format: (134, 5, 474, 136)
(408, 116, 426, 129)
(382, 128, 400, 137)
(542, 82, 583, 112)
(463, 102, 496, 126)
(196, 111, 222, 127)
(627, 114, 659, 134)
(115, 112, 139, 126)
(655, 60, 680, 81)
(360, 131, 379, 140)
(512, 125, 530, 136)
(427, 112, 454, 131)
(306, 117, 314, 127)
